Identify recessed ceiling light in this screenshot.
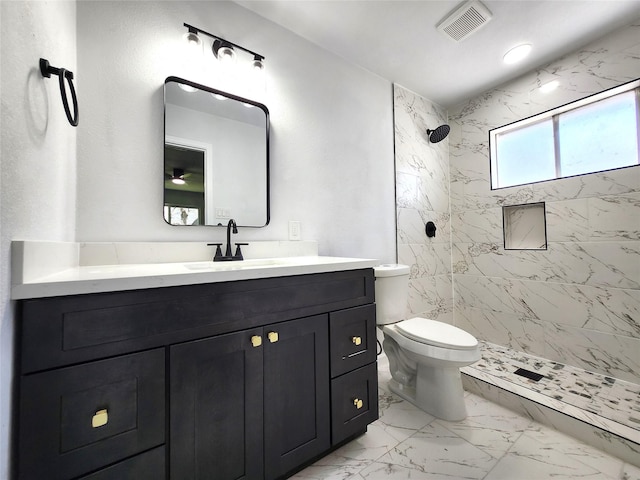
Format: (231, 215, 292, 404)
(503, 44, 532, 65)
(539, 80, 560, 93)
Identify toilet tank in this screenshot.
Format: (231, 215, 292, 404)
(374, 264, 410, 325)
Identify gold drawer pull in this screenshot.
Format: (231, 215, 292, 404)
(268, 331, 279, 343)
(92, 409, 108, 428)
(352, 336, 362, 346)
(251, 335, 262, 347)
(353, 398, 363, 410)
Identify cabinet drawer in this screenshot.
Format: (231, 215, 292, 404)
(331, 363, 378, 445)
(329, 304, 377, 378)
(21, 269, 374, 373)
(78, 447, 165, 480)
(18, 349, 165, 480)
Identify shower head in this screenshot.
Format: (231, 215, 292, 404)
(426, 124, 450, 143)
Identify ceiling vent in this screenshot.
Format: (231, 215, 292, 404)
(437, 0, 492, 42)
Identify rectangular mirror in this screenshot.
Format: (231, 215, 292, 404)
(164, 76, 270, 227)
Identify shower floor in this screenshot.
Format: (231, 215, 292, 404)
(461, 342, 640, 446)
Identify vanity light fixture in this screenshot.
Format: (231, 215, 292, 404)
(183, 23, 265, 70)
(503, 43, 532, 65)
(212, 39, 237, 64)
(252, 55, 265, 72)
(183, 29, 202, 52)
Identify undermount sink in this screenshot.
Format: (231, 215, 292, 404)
(183, 258, 282, 271)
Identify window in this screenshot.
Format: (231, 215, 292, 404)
(490, 79, 640, 189)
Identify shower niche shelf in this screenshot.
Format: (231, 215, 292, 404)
(503, 202, 547, 250)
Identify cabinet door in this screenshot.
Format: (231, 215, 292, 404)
(170, 329, 264, 480)
(263, 315, 330, 479)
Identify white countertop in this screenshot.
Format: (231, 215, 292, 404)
(11, 241, 378, 299)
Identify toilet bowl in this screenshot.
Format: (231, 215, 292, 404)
(375, 264, 480, 421)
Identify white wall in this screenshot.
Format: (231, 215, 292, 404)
(0, 2, 396, 477)
(76, 1, 396, 260)
(0, 2, 77, 477)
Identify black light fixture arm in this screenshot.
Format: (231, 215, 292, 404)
(39, 58, 79, 127)
(184, 23, 265, 61)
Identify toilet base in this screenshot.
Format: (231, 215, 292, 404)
(387, 363, 469, 421)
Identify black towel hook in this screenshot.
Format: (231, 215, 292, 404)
(39, 58, 79, 127)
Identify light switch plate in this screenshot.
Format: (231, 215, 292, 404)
(288, 221, 301, 241)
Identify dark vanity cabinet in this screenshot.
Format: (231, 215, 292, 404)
(170, 315, 330, 480)
(15, 268, 378, 480)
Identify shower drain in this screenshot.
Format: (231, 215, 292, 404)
(514, 367, 545, 382)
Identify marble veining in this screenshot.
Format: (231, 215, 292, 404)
(449, 20, 640, 391)
(394, 84, 453, 321)
(454, 273, 640, 383)
(453, 241, 640, 289)
(292, 354, 640, 479)
(464, 342, 640, 438)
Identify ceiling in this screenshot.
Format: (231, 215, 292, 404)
(236, 0, 640, 108)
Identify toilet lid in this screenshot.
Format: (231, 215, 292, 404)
(396, 317, 478, 350)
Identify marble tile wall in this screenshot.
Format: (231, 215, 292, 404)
(393, 85, 453, 323)
(448, 18, 640, 384)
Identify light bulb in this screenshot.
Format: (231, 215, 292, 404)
(178, 83, 197, 93)
(172, 168, 186, 185)
(252, 56, 265, 72)
(213, 41, 237, 64)
(183, 31, 202, 54)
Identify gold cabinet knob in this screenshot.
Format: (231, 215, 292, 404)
(353, 398, 363, 409)
(268, 331, 279, 343)
(251, 335, 262, 347)
(92, 409, 108, 428)
(352, 336, 362, 346)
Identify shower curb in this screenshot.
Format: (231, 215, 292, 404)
(461, 369, 640, 468)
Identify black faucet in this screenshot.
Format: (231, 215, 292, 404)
(208, 219, 248, 262)
(225, 219, 238, 257)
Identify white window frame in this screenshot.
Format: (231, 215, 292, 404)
(489, 78, 640, 190)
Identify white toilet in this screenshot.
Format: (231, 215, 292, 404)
(375, 264, 480, 421)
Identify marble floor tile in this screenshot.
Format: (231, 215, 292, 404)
(434, 393, 534, 459)
(623, 463, 640, 480)
(292, 354, 637, 480)
(384, 421, 498, 478)
(325, 421, 408, 462)
(482, 429, 619, 480)
(522, 424, 626, 475)
(378, 389, 435, 433)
